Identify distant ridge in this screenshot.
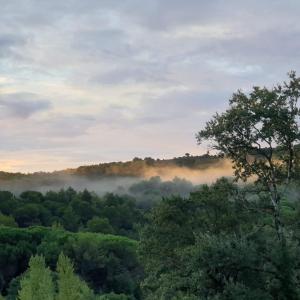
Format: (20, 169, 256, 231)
(0, 153, 223, 179)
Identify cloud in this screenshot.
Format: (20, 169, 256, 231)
(0, 93, 52, 118)
(0, 0, 300, 171)
(0, 112, 96, 150)
(0, 34, 26, 59)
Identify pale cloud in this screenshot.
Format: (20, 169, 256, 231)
(206, 59, 263, 76)
(165, 24, 235, 40)
(0, 93, 51, 118)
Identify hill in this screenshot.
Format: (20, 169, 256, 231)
(0, 154, 232, 194)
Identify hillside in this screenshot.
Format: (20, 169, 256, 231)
(1, 153, 221, 177)
(0, 154, 232, 194)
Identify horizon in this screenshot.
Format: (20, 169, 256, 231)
(1, 1, 300, 172)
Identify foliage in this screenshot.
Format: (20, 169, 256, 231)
(0, 226, 140, 298)
(86, 217, 115, 234)
(0, 189, 144, 238)
(139, 179, 300, 299)
(96, 293, 131, 300)
(0, 214, 17, 227)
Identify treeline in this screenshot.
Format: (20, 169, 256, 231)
(0, 177, 197, 236)
(0, 154, 221, 181)
(74, 153, 221, 178)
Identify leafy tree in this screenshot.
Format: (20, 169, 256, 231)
(197, 71, 300, 241)
(6, 276, 22, 300)
(189, 178, 242, 234)
(0, 227, 44, 294)
(81, 189, 93, 203)
(100, 193, 143, 237)
(86, 217, 114, 234)
(62, 206, 81, 231)
(17, 255, 54, 300)
(139, 179, 255, 299)
(19, 191, 44, 203)
(96, 293, 131, 299)
(69, 232, 140, 295)
(0, 191, 17, 215)
(13, 204, 51, 227)
(181, 231, 300, 299)
(0, 215, 17, 227)
(139, 195, 197, 281)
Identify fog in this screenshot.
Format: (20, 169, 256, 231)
(0, 175, 138, 195)
(0, 159, 234, 196)
(143, 160, 234, 184)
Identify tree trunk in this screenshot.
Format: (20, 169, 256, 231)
(269, 183, 285, 244)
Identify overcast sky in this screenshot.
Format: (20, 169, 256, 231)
(1, 0, 300, 172)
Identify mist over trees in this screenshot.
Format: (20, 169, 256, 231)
(0, 154, 228, 195)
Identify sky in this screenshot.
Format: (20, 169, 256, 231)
(1, 0, 300, 173)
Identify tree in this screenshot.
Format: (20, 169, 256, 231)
(139, 179, 258, 299)
(96, 293, 131, 299)
(56, 253, 93, 300)
(0, 214, 17, 227)
(13, 204, 51, 227)
(19, 191, 44, 204)
(0, 191, 16, 215)
(18, 255, 54, 300)
(197, 71, 300, 241)
(86, 217, 114, 234)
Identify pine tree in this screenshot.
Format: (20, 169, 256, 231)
(18, 255, 54, 300)
(56, 253, 93, 300)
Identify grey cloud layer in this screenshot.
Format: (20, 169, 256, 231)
(0, 93, 51, 118)
(0, 0, 300, 171)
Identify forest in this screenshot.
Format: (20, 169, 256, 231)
(0, 72, 300, 299)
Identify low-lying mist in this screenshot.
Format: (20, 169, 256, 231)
(0, 160, 234, 199)
(143, 159, 233, 184)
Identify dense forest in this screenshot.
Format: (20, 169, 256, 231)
(1, 72, 300, 299)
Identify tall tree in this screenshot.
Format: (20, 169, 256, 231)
(56, 253, 93, 300)
(197, 71, 300, 241)
(18, 255, 54, 300)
